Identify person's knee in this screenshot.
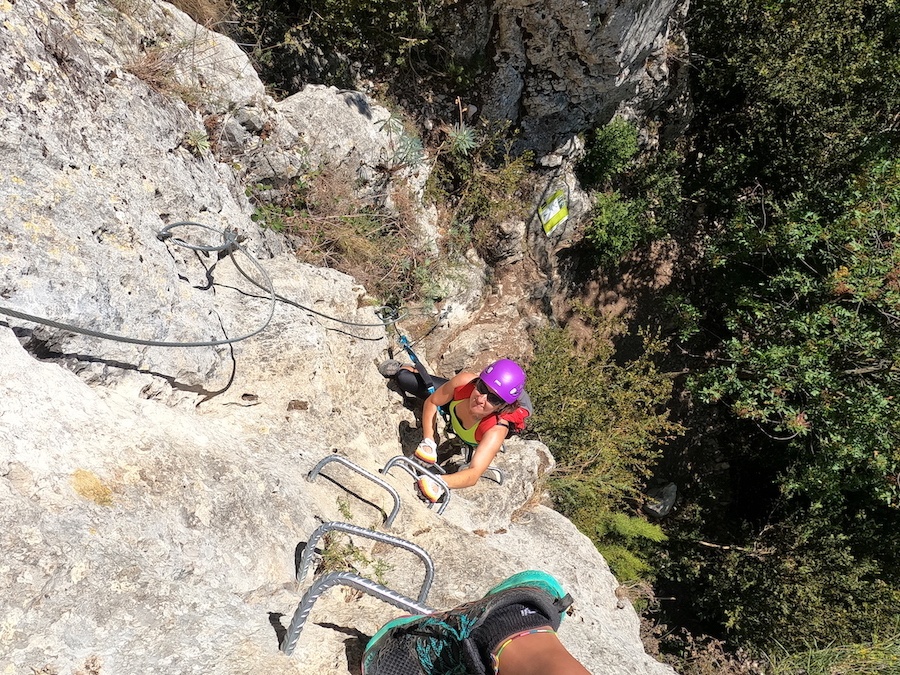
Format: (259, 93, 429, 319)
(395, 368, 427, 399)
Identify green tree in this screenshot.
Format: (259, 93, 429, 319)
(527, 322, 683, 580)
(689, 0, 900, 202)
(675, 159, 900, 650)
(694, 159, 900, 511)
(657, 0, 900, 657)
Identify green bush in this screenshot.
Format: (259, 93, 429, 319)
(592, 513, 668, 582)
(577, 117, 640, 190)
(660, 158, 900, 656)
(576, 118, 685, 265)
(584, 190, 649, 265)
(688, 0, 900, 202)
(692, 158, 900, 509)
(665, 512, 900, 653)
(526, 321, 683, 578)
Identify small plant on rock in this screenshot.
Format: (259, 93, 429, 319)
(183, 130, 211, 156)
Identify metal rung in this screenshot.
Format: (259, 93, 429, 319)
(381, 456, 451, 514)
(461, 445, 506, 485)
(280, 570, 434, 656)
(485, 467, 505, 484)
(308, 455, 402, 528)
(296, 521, 435, 604)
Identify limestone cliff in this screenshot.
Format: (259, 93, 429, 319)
(438, 0, 691, 156)
(0, 1, 675, 673)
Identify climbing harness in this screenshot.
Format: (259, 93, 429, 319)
(377, 313, 516, 488)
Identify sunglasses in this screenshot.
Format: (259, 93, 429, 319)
(474, 378, 506, 407)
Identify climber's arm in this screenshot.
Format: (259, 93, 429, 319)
(441, 423, 508, 489)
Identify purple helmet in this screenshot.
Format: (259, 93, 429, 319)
(480, 359, 526, 405)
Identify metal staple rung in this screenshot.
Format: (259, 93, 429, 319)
(307, 454, 402, 528)
(280, 571, 434, 656)
(296, 521, 435, 604)
(381, 455, 451, 514)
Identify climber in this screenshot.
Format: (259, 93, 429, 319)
(379, 357, 532, 501)
(362, 569, 590, 675)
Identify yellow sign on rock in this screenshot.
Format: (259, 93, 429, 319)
(538, 189, 568, 235)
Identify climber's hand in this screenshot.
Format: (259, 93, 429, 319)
(414, 437, 438, 464)
(416, 475, 443, 503)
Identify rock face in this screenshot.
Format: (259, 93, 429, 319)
(0, 1, 675, 674)
(442, 0, 691, 156)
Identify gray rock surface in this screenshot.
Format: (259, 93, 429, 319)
(442, 0, 691, 156)
(0, 1, 675, 673)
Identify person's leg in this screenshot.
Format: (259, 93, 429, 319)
(393, 366, 448, 401)
(493, 630, 590, 675)
(362, 571, 581, 675)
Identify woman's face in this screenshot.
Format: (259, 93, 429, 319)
(470, 378, 504, 415)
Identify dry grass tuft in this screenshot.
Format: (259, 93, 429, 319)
(125, 45, 179, 94)
(124, 43, 202, 107)
(642, 622, 766, 675)
(72, 469, 113, 506)
(249, 165, 439, 304)
(169, 0, 235, 29)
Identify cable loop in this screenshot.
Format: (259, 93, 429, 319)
(0, 222, 438, 348)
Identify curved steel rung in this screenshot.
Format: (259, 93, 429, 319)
(461, 445, 506, 485)
(296, 521, 435, 604)
(381, 455, 450, 515)
(307, 454, 402, 528)
(280, 570, 434, 656)
(484, 466, 505, 485)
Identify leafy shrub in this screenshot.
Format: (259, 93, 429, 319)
(247, 167, 437, 305)
(585, 190, 649, 265)
(692, 158, 900, 509)
(447, 122, 478, 157)
(376, 113, 425, 168)
(664, 510, 900, 654)
(577, 118, 685, 265)
(655, 0, 900, 657)
(577, 117, 640, 190)
(648, 629, 764, 675)
(592, 513, 668, 582)
(526, 321, 683, 578)
(183, 130, 211, 156)
(660, 158, 900, 654)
